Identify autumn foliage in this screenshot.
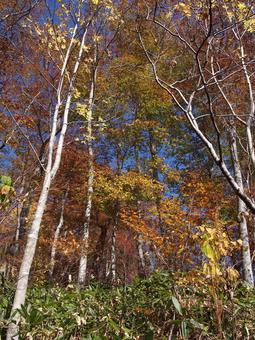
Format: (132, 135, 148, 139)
(1, 0, 255, 339)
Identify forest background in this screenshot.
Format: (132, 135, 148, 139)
(1, 0, 255, 339)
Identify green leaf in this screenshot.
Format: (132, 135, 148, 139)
(201, 242, 215, 261)
(189, 319, 207, 331)
(143, 330, 154, 340)
(108, 318, 120, 334)
(172, 296, 182, 315)
(181, 320, 189, 339)
(0, 176, 12, 186)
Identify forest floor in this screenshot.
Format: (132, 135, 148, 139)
(1, 271, 255, 339)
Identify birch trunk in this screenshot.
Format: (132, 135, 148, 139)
(7, 172, 52, 339)
(49, 213, 64, 279)
(149, 133, 164, 235)
(106, 204, 119, 282)
(11, 186, 33, 257)
(6, 22, 89, 339)
(147, 242, 157, 272)
(135, 158, 146, 275)
(134, 146, 148, 275)
(14, 180, 26, 248)
(94, 222, 108, 281)
(78, 51, 97, 286)
(106, 259, 110, 278)
(137, 233, 145, 275)
(49, 189, 68, 279)
(77, 110, 93, 285)
(238, 39, 255, 169)
(230, 124, 254, 286)
(108, 148, 121, 283)
(110, 220, 117, 282)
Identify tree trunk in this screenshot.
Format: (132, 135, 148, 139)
(149, 132, 164, 235)
(230, 123, 254, 286)
(106, 205, 119, 283)
(7, 172, 52, 339)
(14, 180, 26, 248)
(6, 22, 89, 339)
(146, 242, 157, 272)
(110, 219, 117, 282)
(94, 223, 108, 281)
(5, 182, 32, 280)
(137, 233, 145, 276)
(134, 145, 150, 276)
(49, 189, 68, 279)
(78, 49, 97, 286)
(10, 187, 34, 257)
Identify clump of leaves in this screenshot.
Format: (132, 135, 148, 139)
(0, 175, 15, 207)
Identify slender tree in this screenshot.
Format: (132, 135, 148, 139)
(7, 3, 91, 337)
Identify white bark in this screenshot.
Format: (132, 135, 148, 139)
(136, 199, 146, 275)
(7, 22, 89, 339)
(49, 211, 64, 278)
(7, 173, 52, 339)
(77, 124, 93, 285)
(134, 150, 146, 274)
(106, 207, 118, 282)
(78, 49, 97, 286)
(146, 242, 157, 273)
(15, 180, 26, 245)
(137, 234, 145, 272)
(230, 124, 254, 286)
(49, 189, 68, 278)
(237, 35, 255, 170)
(184, 98, 255, 214)
(111, 222, 117, 282)
(106, 258, 111, 278)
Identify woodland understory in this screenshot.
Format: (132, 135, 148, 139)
(1, 0, 255, 339)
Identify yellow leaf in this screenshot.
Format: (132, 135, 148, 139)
(237, 2, 246, 10)
(1, 185, 10, 195)
(226, 267, 239, 281)
(237, 239, 243, 246)
(176, 2, 192, 17)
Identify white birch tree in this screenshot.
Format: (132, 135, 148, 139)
(78, 49, 98, 285)
(139, 0, 255, 285)
(7, 2, 91, 337)
(49, 187, 69, 279)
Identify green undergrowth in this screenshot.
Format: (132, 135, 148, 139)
(1, 272, 255, 339)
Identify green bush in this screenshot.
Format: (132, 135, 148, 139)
(1, 272, 255, 339)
